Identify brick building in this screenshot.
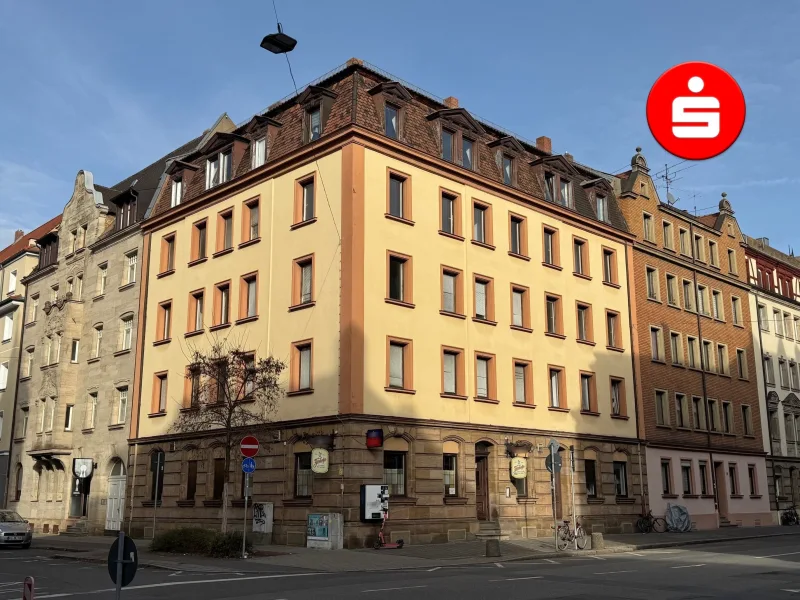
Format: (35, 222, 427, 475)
(615, 150, 770, 528)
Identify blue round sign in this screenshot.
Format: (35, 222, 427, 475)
(242, 457, 256, 474)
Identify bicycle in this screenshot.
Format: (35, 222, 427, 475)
(555, 518, 587, 551)
(781, 505, 799, 526)
(636, 510, 667, 533)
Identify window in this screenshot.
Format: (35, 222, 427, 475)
(731, 296, 742, 325)
(650, 327, 665, 361)
(758, 304, 769, 331)
(388, 173, 407, 219)
(576, 303, 592, 342)
(154, 373, 168, 412)
(646, 267, 659, 300)
(596, 195, 608, 222)
(712, 290, 723, 320)
(23, 347, 33, 378)
(440, 190, 460, 236)
(723, 401, 733, 433)
(662, 221, 674, 249)
(120, 316, 133, 351)
(780, 358, 790, 388)
(785, 313, 794, 340)
(93, 325, 103, 358)
(52, 334, 61, 364)
(474, 276, 495, 322)
(511, 285, 530, 330)
(742, 405, 753, 436)
(170, 178, 183, 208)
(27, 294, 38, 324)
(792, 362, 800, 390)
(708, 399, 719, 431)
(661, 460, 672, 494)
(297, 177, 315, 223)
(606, 310, 621, 349)
(509, 214, 526, 256)
(728, 464, 738, 496)
(75, 274, 83, 300)
(191, 220, 208, 262)
(186, 461, 198, 501)
(67, 277, 74, 295)
(307, 105, 322, 142)
(681, 461, 693, 495)
(699, 461, 709, 495)
(679, 228, 690, 255)
(443, 454, 457, 496)
(585, 459, 597, 498)
(387, 338, 412, 391)
(545, 294, 562, 335)
(69, 230, 77, 254)
(292, 341, 313, 392)
(544, 173, 555, 202)
(156, 301, 172, 342)
(707, 240, 719, 267)
(717, 344, 729, 375)
(97, 264, 107, 296)
(294, 453, 312, 498)
(775, 309, 785, 336)
(387, 252, 412, 305)
(0, 362, 6, 390)
(472, 202, 492, 245)
(383, 452, 405, 496)
(613, 461, 628, 497)
(384, 103, 399, 139)
(462, 138, 474, 170)
(123, 251, 137, 285)
(239, 274, 258, 319)
(293, 256, 314, 306)
(748, 465, 758, 496)
(251, 137, 266, 169)
(214, 282, 230, 326)
(610, 378, 624, 416)
(116, 387, 128, 424)
(206, 150, 232, 189)
(580, 372, 595, 412)
(64, 404, 73, 431)
(796, 317, 800, 340)
(70, 339, 79, 363)
(1, 315, 12, 342)
(475, 354, 495, 399)
(502, 155, 513, 186)
(441, 267, 463, 315)
(190, 290, 204, 332)
(514, 361, 532, 405)
(20, 407, 28, 438)
(683, 280, 695, 311)
(442, 348, 463, 396)
(217, 210, 233, 252)
(642, 213, 654, 241)
(210, 457, 226, 500)
(693, 234, 705, 261)
(702, 340, 714, 372)
(543, 227, 559, 267)
(670, 331, 683, 365)
(86, 392, 97, 429)
(7, 270, 16, 293)
(727, 248, 737, 274)
(602, 248, 617, 285)
(764, 356, 775, 385)
(573, 239, 587, 275)
(549, 367, 565, 408)
(441, 129, 454, 162)
(676, 393, 688, 428)
(655, 390, 669, 425)
(697, 285, 709, 315)
(244, 199, 259, 242)
(186, 366, 201, 407)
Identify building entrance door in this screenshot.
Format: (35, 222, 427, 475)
(105, 460, 126, 530)
(714, 461, 729, 518)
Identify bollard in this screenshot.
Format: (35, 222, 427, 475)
(485, 538, 501, 557)
(590, 532, 604, 550)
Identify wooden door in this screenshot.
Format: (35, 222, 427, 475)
(105, 476, 126, 530)
(476, 456, 489, 520)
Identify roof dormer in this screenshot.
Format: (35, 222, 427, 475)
(242, 115, 283, 170)
(531, 155, 582, 209)
(369, 81, 413, 141)
(165, 160, 199, 208)
(199, 132, 249, 191)
(296, 85, 338, 144)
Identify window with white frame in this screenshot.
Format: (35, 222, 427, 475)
(70, 339, 79, 363)
(596, 195, 608, 222)
(116, 387, 128, 424)
(23, 347, 33, 378)
(0, 361, 8, 390)
(206, 149, 232, 189)
(170, 178, 183, 208)
(7, 270, 16, 293)
(27, 295, 38, 323)
(2, 315, 12, 342)
(98, 264, 107, 296)
(93, 325, 103, 358)
(64, 404, 73, 431)
(120, 316, 133, 351)
(125, 251, 138, 285)
(86, 392, 97, 429)
(251, 138, 266, 169)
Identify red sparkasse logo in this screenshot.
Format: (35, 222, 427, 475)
(646, 62, 746, 160)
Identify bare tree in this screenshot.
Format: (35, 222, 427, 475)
(170, 337, 285, 532)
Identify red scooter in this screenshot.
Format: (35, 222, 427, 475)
(373, 508, 404, 549)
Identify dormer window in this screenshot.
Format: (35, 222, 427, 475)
(442, 129, 454, 162)
(251, 138, 266, 169)
(502, 155, 513, 185)
(544, 173, 555, 202)
(171, 178, 183, 208)
(463, 138, 474, 170)
(308, 106, 321, 142)
(206, 150, 232, 190)
(115, 197, 138, 231)
(596, 195, 608, 222)
(543, 172, 572, 208)
(559, 179, 571, 207)
(385, 104, 399, 139)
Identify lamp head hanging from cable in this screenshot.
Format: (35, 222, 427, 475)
(260, 22, 297, 54)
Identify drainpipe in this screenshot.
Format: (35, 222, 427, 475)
(4, 289, 28, 508)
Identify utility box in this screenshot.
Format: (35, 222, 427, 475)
(360, 484, 388, 522)
(252, 502, 274, 545)
(306, 513, 343, 550)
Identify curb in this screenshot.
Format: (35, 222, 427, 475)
(46, 552, 269, 574)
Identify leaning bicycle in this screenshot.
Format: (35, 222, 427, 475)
(636, 510, 667, 533)
(781, 505, 799, 526)
(555, 518, 587, 551)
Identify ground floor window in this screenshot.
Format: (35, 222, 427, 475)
(613, 461, 628, 497)
(295, 453, 312, 498)
(585, 459, 597, 498)
(443, 454, 457, 496)
(150, 451, 164, 502)
(212, 458, 225, 500)
(384, 451, 405, 497)
(748, 464, 758, 496)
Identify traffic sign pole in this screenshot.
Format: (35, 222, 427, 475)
(115, 530, 124, 600)
(550, 443, 557, 550)
(242, 472, 249, 559)
(570, 445, 576, 551)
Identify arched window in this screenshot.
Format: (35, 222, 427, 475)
(13, 465, 22, 502)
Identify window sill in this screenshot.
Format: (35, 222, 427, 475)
(231, 499, 248, 508)
(24, 321, 35, 329)
(615, 496, 635, 504)
(176, 500, 196, 508)
(108, 423, 125, 431)
(440, 310, 466, 320)
(587, 497, 605, 505)
(682, 494, 700, 499)
(545, 332, 566, 340)
(542, 262, 563, 272)
(289, 301, 315, 313)
(444, 496, 468, 505)
(548, 406, 570, 413)
(385, 387, 416, 395)
(573, 272, 592, 281)
(472, 317, 497, 326)
(209, 323, 231, 332)
(239, 238, 261, 250)
(213, 248, 234, 259)
(87, 357, 100, 364)
(188, 257, 208, 268)
(236, 315, 259, 325)
(13, 437, 24, 444)
(516, 497, 538, 504)
(508, 251, 530, 262)
(81, 428, 94, 434)
(185, 329, 204, 339)
(157, 269, 175, 279)
(513, 403, 536, 409)
(148, 412, 167, 418)
(671, 363, 685, 369)
(473, 397, 500, 404)
(19, 376, 30, 383)
(282, 497, 312, 507)
(576, 339, 596, 347)
(607, 345, 625, 353)
(118, 282, 135, 292)
(603, 281, 622, 289)
(510, 325, 533, 333)
(610, 414, 630, 420)
(113, 349, 132, 357)
(180, 406, 199, 413)
(471, 239, 496, 251)
(662, 494, 679, 499)
(656, 424, 672, 430)
(203, 500, 223, 508)
(750, 495, 763, 500)
(647, 296, 662, 304)
(438, 230, 465, 242)
(441, 393, 468, 401)
(39, 363, 57, 371)
(153, 338, 171, 347)
(141, 500, 163, 508)
(580, 410, 600, 417)
(92, 294, 105, 302)
(384, 214, 415, 226)
(666, 302, 681, 310)
(730, 494, 744, 499)
(733, 323, 745, 329)
(651, 359, 667, 365)
(290, 218, 317, 231)
(385, 298, 415, 309)
(287, 389, 314, 397)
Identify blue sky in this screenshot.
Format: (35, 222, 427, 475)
(1, 0, 798, 252)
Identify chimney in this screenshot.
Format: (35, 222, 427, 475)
(758, 237, 770, 247)
(536, 136, 552, 154)
(13, 229, 24, 242)
(443, 96, 459, 109)
(564, 152, 574, 162)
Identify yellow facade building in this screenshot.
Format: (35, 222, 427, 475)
(128, 60, 644, 545)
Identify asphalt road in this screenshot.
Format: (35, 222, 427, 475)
(2, 535, 800, 598)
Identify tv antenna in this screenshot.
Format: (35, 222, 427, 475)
(658, 161, 698, 204)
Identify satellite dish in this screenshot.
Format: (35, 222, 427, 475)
(129, 179, 138, 189)
(667, 192, 679, 205)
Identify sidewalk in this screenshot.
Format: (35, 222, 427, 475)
(33, 525, 800, 574)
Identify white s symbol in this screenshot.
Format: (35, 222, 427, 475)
(672, 76, 720, 139)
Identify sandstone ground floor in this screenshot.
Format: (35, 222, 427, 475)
(127, 417, 646, 548)
(645, 446, 773, 529)
(766, 454, 800, 521)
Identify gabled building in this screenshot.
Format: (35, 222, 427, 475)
(743, 234, 800, 516)
(615, 150, 770, 529)
(129, 59, 644, 546)
(0, 218, 61, 506)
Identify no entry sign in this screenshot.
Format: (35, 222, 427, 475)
(240, 436, 259, 458)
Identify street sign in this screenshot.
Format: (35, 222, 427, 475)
(545, 453, 563, 474)
(242, 457, 256, 474)
(240, 436, 259, 458)
(22, 576, 34, 600)
(108, 533, 138, 588)
(548, 438, 559, 453)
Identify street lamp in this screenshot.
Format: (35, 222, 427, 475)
(260, 23, 297, 54)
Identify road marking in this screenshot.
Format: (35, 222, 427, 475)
(34, 572, 327, 599)
(756, 552, 800, 559)
(169, 571, 183, 577)
(495, 562, 504, 568)
(589, 555, 606, 560)
(671, 564, 706, 569)
(361, 586, 427, 593)
(489, 576, 543, 582)
(782, 590, 800, 593)
(646, 550, 682, 554)
(594, 570, 636, 575)
(626, 552, 644, 556)
(543, 559, 558, 564)
(427, 567, 441, 572)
